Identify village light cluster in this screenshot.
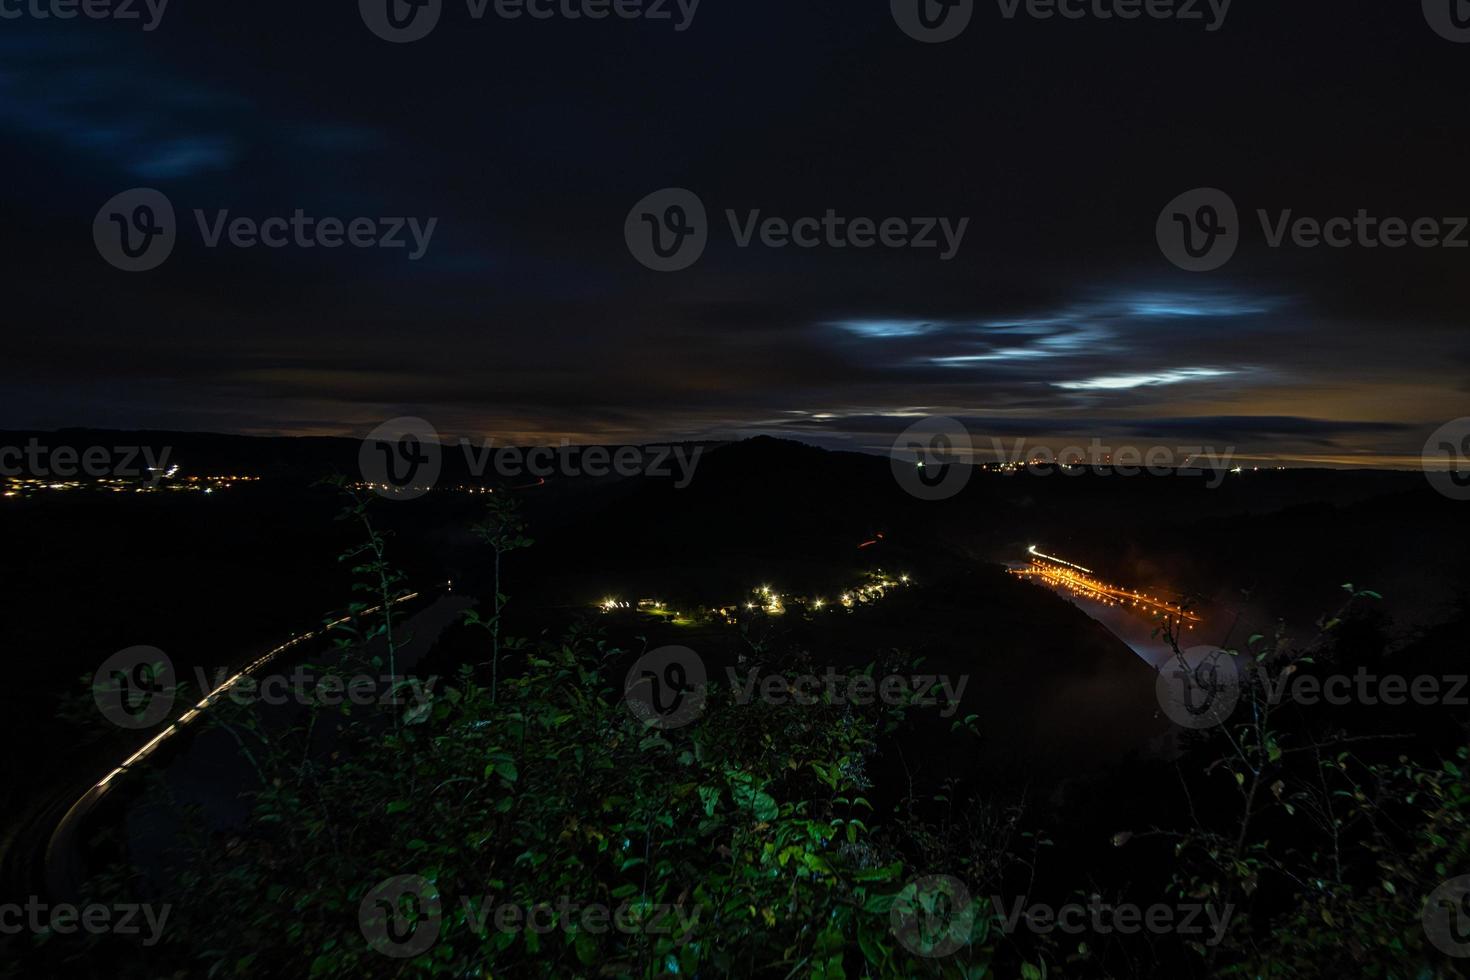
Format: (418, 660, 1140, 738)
(352, 481, 496, 496)
(595, 571, 913, 624)
(1, 471, 258, 499)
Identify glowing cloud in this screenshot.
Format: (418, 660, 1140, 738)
(834, 320, 936, 339)
(1053, 367, 1236, 390)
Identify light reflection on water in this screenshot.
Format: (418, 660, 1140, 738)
(1006, 560, 1199, 669)
(1065, 593, 1178, 668)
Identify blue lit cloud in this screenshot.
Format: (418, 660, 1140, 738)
(0, 36, 245, 178)
(0, 33, 382, 181)
(933, 348, 1058, 365)
(1121, 293, 1271, 319)
(829, 290, 1272, 376)
(1053, 367, 1236, 390)
(834, 320, 937, 339)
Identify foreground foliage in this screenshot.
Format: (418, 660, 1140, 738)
(22, 495, 1469, 979)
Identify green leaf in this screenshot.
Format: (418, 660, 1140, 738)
(729, 776, 779, 821)
(862, 892, 897, 914)
(851, 861, 904, 882)
(574, 930, 598, 965)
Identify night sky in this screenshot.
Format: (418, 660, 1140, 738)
(3, 0, 1467, 466)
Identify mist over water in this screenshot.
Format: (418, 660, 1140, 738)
(1005, 559, 1219, 669)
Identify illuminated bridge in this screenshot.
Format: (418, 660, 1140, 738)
(1010, 546, 1201, 631)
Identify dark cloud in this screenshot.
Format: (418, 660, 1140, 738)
(1, 3, 1466, 465)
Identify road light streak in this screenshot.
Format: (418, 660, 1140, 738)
(94, 586, 440, 791)
(1027, 545, 1093, 574)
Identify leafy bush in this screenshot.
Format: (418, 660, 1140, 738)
(27, 498, 1468, 980)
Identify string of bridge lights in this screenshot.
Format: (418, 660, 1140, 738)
(1011, 546, 1200, 629)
